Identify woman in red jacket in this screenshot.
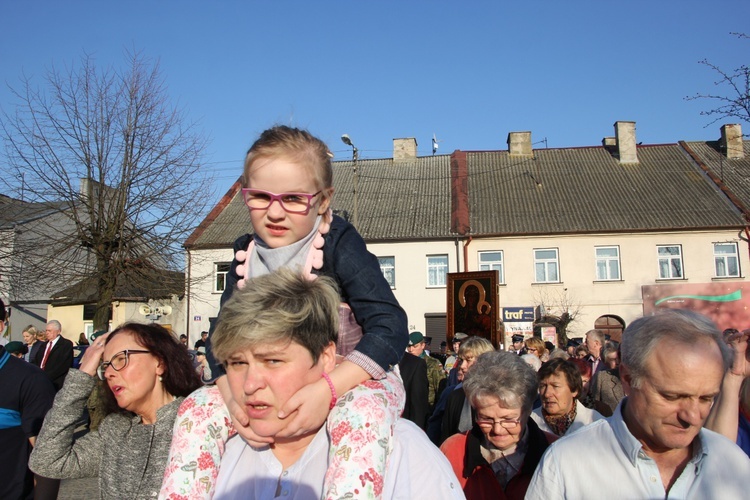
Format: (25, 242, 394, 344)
(440, 351, 556, 499)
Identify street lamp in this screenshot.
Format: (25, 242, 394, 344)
(341, 134, 359, 226)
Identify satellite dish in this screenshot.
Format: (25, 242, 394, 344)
(138, 305, 151, 316)
(160, 305, 173, 316)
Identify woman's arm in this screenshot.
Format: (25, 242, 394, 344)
(28, 369, 103, 479)
(705, 330, 750, 440)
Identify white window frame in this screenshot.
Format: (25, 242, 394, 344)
(534, 248, 560, 283)
(214, 262, 231, 293)
(427, 254, 449, 287)
(595, 246, 621, 281)
(378, 256, 396, 288)
(478, 250, 504, 283)
(657, 245, 684, 279)
(714, 242, 740, 278)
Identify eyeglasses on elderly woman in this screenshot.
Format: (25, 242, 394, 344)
(97, 349, 150, 380)
(475, 415, 522, 430)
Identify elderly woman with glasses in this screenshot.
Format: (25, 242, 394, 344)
(29, 323, 201, 499)
(440, 351, 557, 499)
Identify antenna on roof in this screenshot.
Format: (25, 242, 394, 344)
(432, 134, 441, 155)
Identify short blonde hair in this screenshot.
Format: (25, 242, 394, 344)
(524, 337, 547, 357)
(458, 336, 495, 359)
(212, 268, 340, 365)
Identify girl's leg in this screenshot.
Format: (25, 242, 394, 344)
(324, 368, 405, 500)
(159, 385, 236, 500)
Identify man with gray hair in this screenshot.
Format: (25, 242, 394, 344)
(527, 309, 750, 498)
(39, 320, 73, 391)
(584, 328, 606, 374)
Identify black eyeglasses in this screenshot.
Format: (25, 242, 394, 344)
(97, 349, 150, 380)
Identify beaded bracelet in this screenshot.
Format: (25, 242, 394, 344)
(321, 372, 337, 410)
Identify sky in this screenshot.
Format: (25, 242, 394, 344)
(1, 1, 749, 199)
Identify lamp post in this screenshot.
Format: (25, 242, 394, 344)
(341, 134, 359, 227)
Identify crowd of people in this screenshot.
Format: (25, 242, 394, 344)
(2, 125, 750, 499)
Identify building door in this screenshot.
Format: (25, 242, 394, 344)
(594, 315, 625, 343)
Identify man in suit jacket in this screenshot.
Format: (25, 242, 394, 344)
(398, 351, 429, 429)
(40, 320, 73, 391)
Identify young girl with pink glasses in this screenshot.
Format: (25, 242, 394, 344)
(160, 126, 408, 499)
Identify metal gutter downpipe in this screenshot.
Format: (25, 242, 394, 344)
(462, 236, 473, 272)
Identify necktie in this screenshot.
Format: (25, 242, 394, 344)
(41, 341, 53, 369)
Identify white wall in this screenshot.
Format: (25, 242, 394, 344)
(461, 229, 747, 337)
(185, 229, 748, 344)
(186, 248, 233, 345)
(367, 240, 458, 332)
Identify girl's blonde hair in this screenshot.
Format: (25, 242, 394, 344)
(243, 125, 334, 203)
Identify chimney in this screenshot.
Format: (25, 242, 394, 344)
(507, 131, 532, 156)
(721, 124, 744, 159)
(393, 138, 417, 161)
(614, 121, 638, 164)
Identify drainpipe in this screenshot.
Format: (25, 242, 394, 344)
(185, 249, 191, 342)
(463, 236, 473, 272)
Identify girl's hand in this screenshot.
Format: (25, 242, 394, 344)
(78, 334, 109, 377)
(275, 378, 331, 438)
(215, 375, 273, 446)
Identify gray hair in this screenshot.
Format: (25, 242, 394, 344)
(464, 351, 539, 417)
(47, 320, 62, 332)
(547, 349, 570, 361)
(521, 353, 542, 372)
(621, 310, 731, 388)
(585, 329, 605, 343)
(601, 341, 619, 361)
(212, 268, 340, 364)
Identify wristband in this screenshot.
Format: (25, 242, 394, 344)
(321, 372, 337, 410)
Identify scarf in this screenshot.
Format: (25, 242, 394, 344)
(250, 215, 323, 277)
(542, 401, 578, 436)
(480, 424, 529, 489)
(234, 212, 331, 289)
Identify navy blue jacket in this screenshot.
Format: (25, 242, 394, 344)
(206, 215, 408, 378)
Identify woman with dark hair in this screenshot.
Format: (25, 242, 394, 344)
(531, 358, 604, 437)
(29, 323, 201, 499)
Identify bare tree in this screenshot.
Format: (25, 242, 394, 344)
(686, 33, 750, 127)
(1, 51, 212, 330)
(531, 287, 583, 348)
